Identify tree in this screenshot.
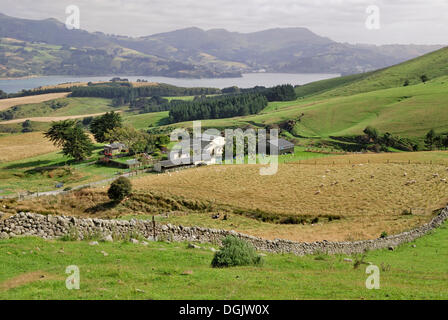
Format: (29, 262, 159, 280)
(44, 120, 77, 147)
(108, 177, 132, 202)
(425, 129, 436, 150)
(62, 125, 94, 161)
(104, 126, 152, 155)
(45, 121, 93, 161)
(363, 126, 379, 142)
(90, 111, 122, 142)
(420, 75, 429, 83)
(21, 120, 33, 133)
(443, 135, 448, 150)
(403, 80, 410, 86)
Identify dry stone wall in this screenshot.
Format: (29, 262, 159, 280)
(0, 207, 447, 256)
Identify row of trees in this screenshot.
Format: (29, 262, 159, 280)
(70, 83, 220, 102)
(362, 126, 417, 152)
(224, 84, 297, 102)
(168, 93, 268, 123)
(425, 129, 448, 150)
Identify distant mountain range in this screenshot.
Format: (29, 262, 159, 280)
(0, 12, 444, 79)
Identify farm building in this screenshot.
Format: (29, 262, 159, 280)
(269, 138, 295, 155)
(153, 159, 195, 172)
(104, 143, 127, 156)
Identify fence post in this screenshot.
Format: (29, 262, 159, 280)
(152, 215, 156, 240)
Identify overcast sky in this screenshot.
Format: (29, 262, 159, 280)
(2, 0, 447, 45)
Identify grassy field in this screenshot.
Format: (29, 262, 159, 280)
(0, 92, 70, 111)
(0, 143, 128, 195)
(0, 132, 58, 162)
(0, 97, 117, 120)
(7, 151, 448, 242)
(295, 46, 448, 99)
(0, 220, 447, 300)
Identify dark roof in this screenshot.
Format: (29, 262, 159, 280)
(269, 138, 294, 149)
(104, 142, 126, 149)
(157, 158, 193, 168)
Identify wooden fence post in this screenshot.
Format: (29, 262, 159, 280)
(152, 215, 156, 240)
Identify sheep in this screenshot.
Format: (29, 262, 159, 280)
(441, 178, 447, 183)
(370, 175, 375, 179)
(433, 173, 440, 178)
(403, 172, 407, 177)
(405, 180, 417, 186)
(315, 190, 321, 195)
(349, 178, 355, 182)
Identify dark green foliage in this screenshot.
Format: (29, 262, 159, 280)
(108, 177, 132, 202)
(211, 236, 263, 268)
(363, 126, 379, 142)
(21, 120, 33, 133)
(61, 125, 94, 161)
(90, 111, 122, 143)
(70, 83, 220, 101)
(420, 74, 429, 83)
(45, 120, 93, 161)
(130, 96, 170, 113)
(425, 129, 436, 150)
(168, 93, 268, 123)
(263, 84, 297, 101)
(44, 120, 78, 147)
(380, 231, 388, 238)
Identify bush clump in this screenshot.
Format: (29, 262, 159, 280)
(211, 236, 263, 268)
(108, 177, 132, 202)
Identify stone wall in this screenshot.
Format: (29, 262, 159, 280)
(0, 206, 447, 256)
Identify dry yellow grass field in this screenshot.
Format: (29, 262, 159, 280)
(0, 132, 58, 162)
(0, 92, 70, 111)
(129, 153, 448, 241)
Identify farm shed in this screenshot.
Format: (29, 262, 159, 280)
(104, 142, 127, 156)
(153, 159, 195, 172)
(269, 138, 295, 155)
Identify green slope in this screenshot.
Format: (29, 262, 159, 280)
(296, 46, 448, 99)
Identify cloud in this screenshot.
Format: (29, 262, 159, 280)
(2, 0, 447, 44)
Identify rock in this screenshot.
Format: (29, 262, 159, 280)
(388, 246, 395, 251)
(181, 270, 194, 275)
(89, 241, 99, 246)
(259, 253, 267, 257)
(411, 244, 417, 248)
(188, 243, 201, 249)
(146, 236, 157, 242)
(130, 238, 139, 244)
(141, 241, 149, 246)
(135, 288, 145, 293)
(343, 258, 353, 262)
(102, 235, 113, 242)
(210, 247, 217, 252)
(100, 250, 109, 257)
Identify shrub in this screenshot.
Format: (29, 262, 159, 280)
(108, 177, 132, 202)
(380, 231, 388, 238)
(211, 236, 263, 268)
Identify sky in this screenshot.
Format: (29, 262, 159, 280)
(1, 0, 447, 45)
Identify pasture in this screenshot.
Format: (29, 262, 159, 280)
(0, 221, 447, 299)
(7, 151, 448, 243)
(0, 92, 70, 111)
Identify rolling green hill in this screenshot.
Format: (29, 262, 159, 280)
(295, 46, 448, 99)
